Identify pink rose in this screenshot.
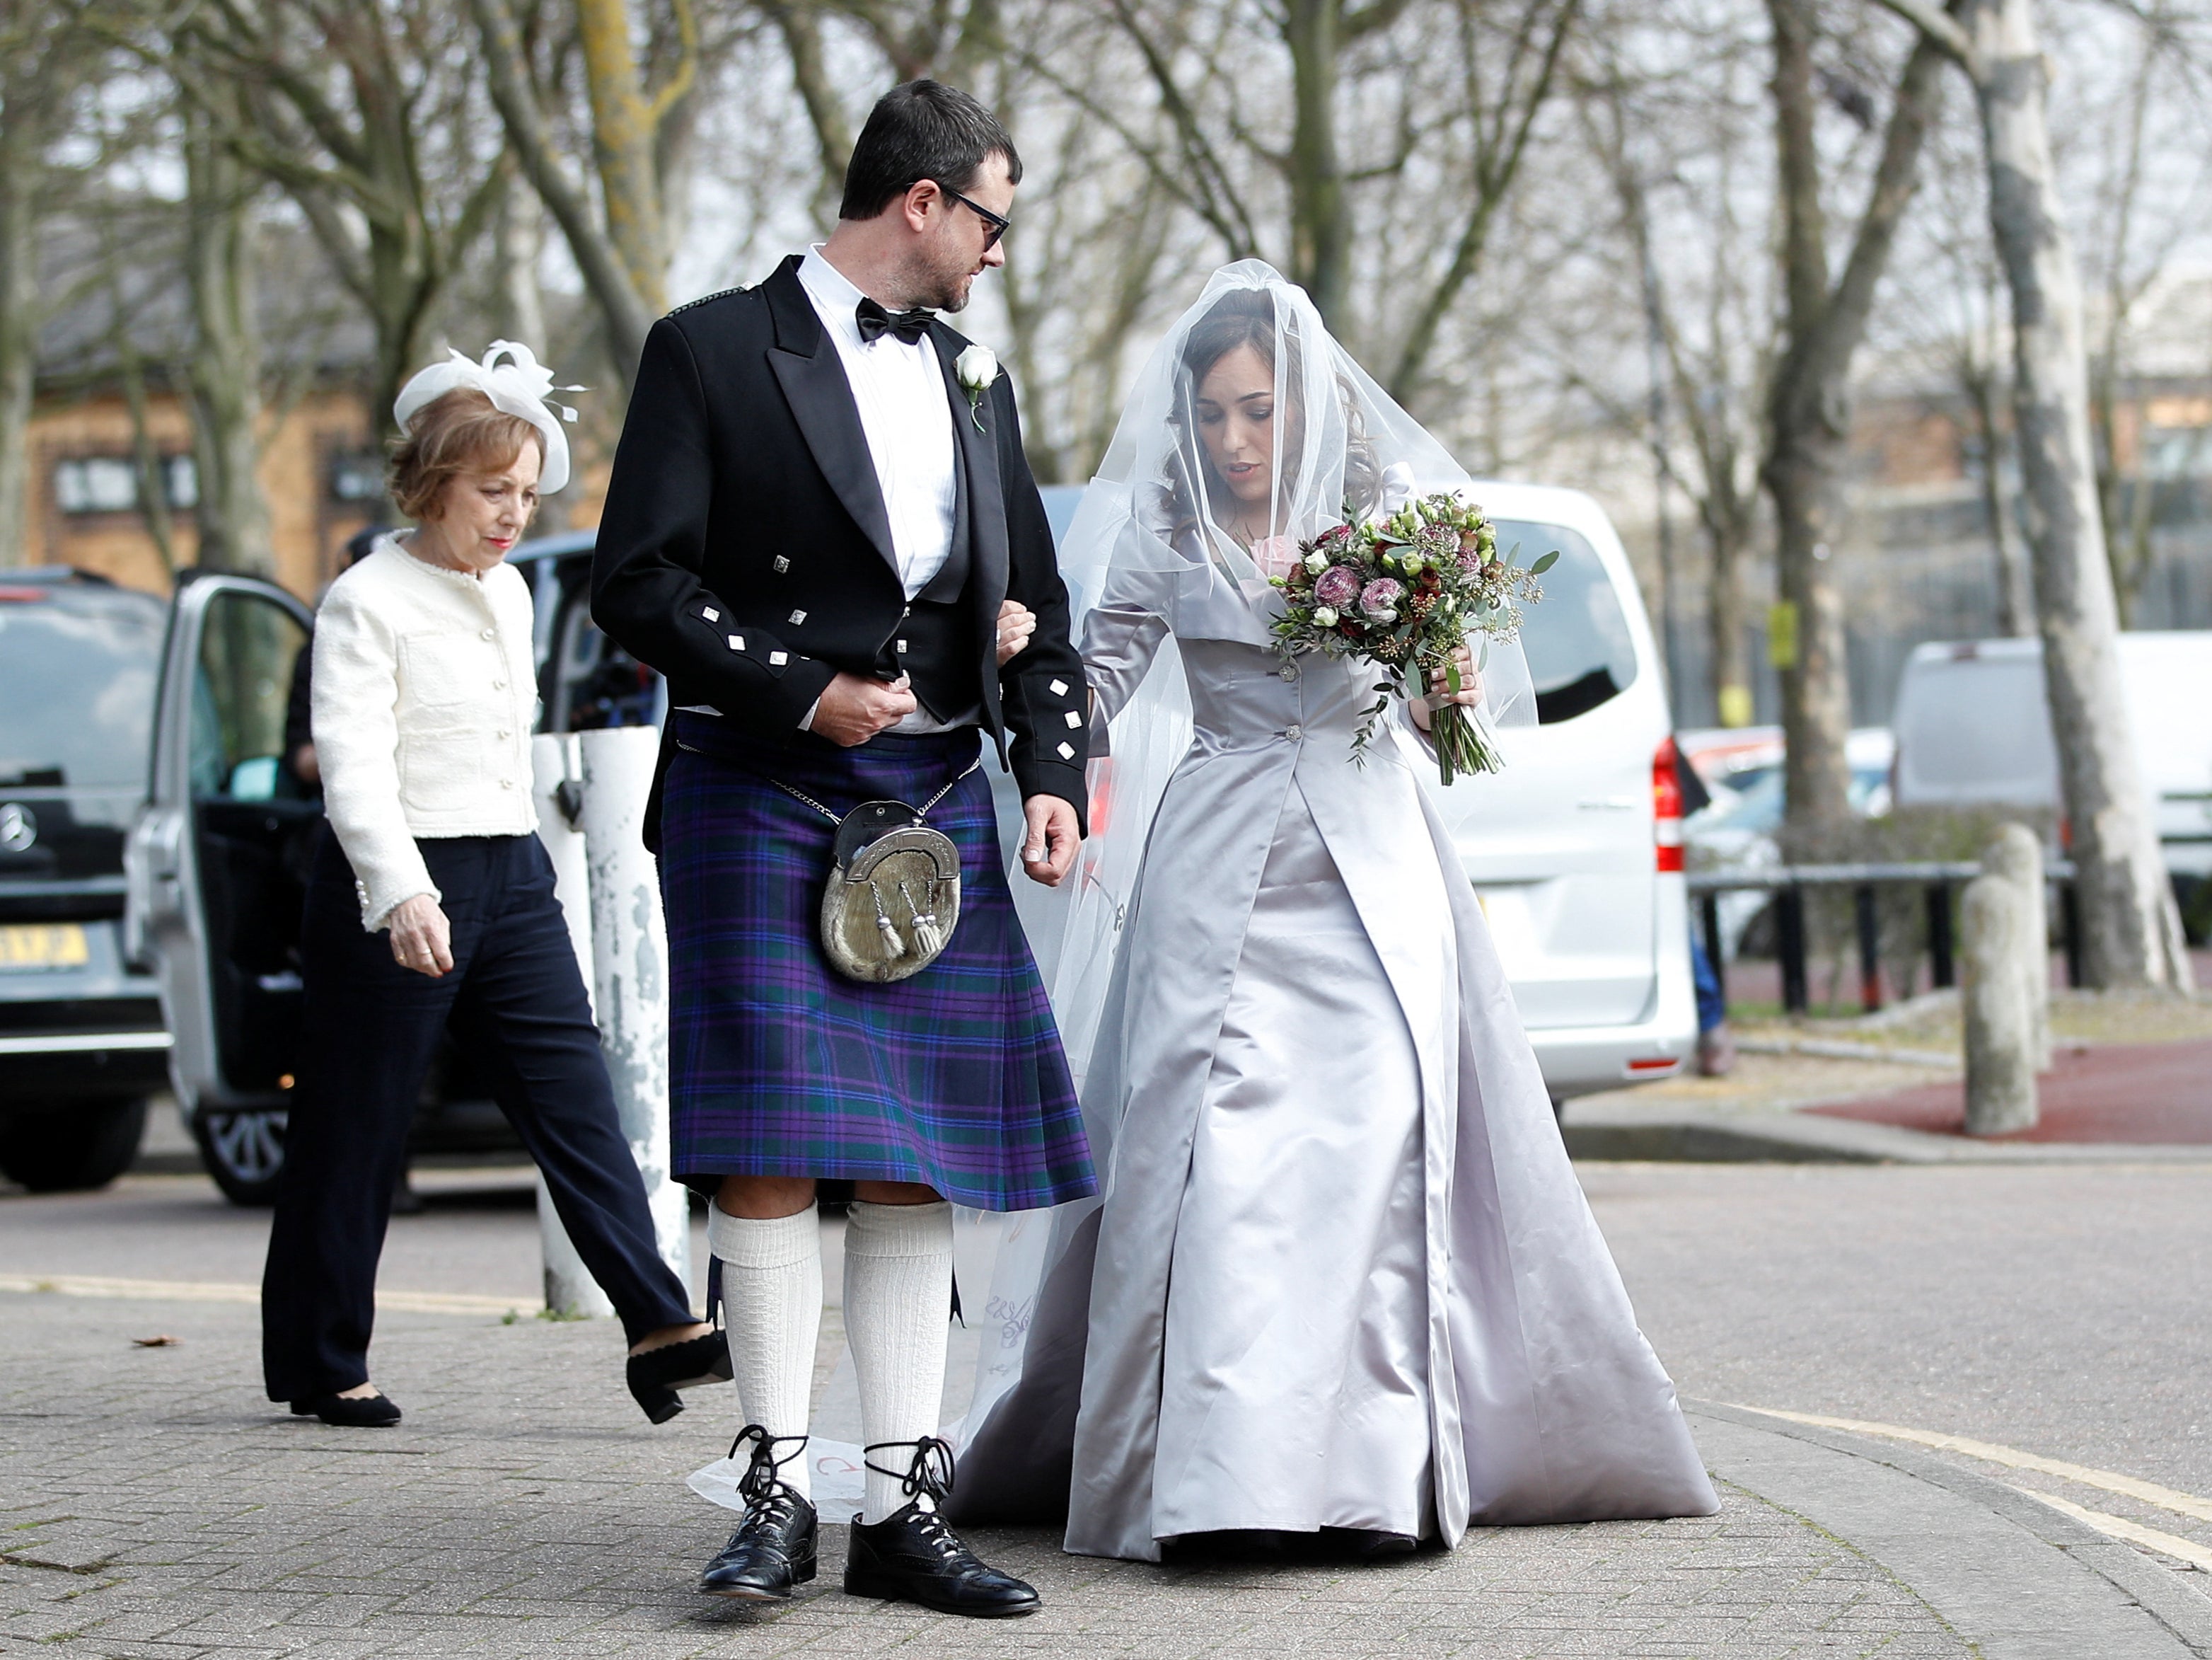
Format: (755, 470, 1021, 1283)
(1359, 577, 1403, 619)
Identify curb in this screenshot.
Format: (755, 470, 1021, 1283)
(1689, 1400, 2212, 1658)
(1563, 1104, 2212, 1164)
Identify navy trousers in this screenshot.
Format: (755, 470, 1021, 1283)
(262, 827, 695, 1402)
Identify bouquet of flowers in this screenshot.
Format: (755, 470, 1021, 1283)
(1268, 492, 1556, 785)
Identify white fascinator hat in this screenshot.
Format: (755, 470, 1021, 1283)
(392, 340, 582, 495)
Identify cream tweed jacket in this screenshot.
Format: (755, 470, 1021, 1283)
(311, 536, 540, 930)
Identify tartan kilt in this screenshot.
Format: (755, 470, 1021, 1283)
(659, 710, 1096, 1212)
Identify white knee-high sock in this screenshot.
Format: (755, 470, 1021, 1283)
(843, 1199, 955, 1521)
(707, 1204, 822, 1501)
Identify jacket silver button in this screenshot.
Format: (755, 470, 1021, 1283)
(1279, 664, 1298, 681)
(1286, 724, 1303, 739)
(481, 628, 495, 641)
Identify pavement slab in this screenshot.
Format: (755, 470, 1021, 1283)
(1, 1289, 1987, 1659)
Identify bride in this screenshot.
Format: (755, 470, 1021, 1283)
(949, 261, 1716, 1560)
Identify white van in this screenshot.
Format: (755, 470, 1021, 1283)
(1889, 633, 2212, 884)
(1035, 483, 1697, 1101)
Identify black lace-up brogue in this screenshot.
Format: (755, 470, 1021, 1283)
(698, 1426, 816, 1601)
(843, 1437, 1041, 1618)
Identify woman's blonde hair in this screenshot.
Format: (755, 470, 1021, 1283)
(387, 388, 545, 521)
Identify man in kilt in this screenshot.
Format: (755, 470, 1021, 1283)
(591, 81, 1094, 1615)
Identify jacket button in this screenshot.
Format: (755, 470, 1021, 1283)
(1285, 725, 1304, 739)
(481, 628, 495, 641)
(496, 729, 510, 739)
(499, 778, 514, 789)
(492, 679, 506, 690)
(1279, 664, 1299, 681)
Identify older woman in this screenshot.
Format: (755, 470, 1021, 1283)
(261, 345, 720, 1427)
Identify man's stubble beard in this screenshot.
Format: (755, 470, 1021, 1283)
(896, 244, 976, 313)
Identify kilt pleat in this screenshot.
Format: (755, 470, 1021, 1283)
(659, 711, 1096, 1211)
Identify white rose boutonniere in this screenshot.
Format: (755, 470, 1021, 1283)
(955, 343, 999, 433)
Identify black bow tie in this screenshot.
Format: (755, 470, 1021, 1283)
(856, 296, 935, 345)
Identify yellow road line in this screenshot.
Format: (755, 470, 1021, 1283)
(1732, 1403, 2212, 1526)
(0, 1273, 522, 1316)
(2017, 1488, 2212, 1574)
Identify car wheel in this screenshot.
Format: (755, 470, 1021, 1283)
(192, 1107, 289, 1206)
(0, 1098, 149, 1192)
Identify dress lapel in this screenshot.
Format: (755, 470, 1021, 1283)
(763, 258, 899, 577)
(931, 328, 1009, 606)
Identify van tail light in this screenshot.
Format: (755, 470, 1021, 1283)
(1653, 737, 1685, 873)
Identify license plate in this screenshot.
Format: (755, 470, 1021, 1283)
(0, 923, 90, 970)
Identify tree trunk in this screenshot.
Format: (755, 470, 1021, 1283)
(1961, 0, 2190, 989)
(183, 105, 274, 577)
(577, 0, 671, 318)
(1964, 358, 2032, 634)
(1282, 0, 1347, 328)
(0, 62, 43, 571)
(1761, 0, 1945, 839)
(1701, 494, 1757, 726)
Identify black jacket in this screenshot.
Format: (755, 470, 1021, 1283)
(591, 256, 1088, 839)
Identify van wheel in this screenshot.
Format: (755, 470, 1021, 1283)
(0, 1098, 149, 1192)
(192, 1107, 288, 1206)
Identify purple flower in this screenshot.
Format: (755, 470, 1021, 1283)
(1359, 578, 1403, 618)
(1314, 565, 1362, 607)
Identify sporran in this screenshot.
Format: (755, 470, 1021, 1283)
(772, 761, 978, 984)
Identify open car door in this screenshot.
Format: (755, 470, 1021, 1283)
(125, 572, 318, 1202)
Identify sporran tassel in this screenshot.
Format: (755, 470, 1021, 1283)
(874, 892, 906, 959)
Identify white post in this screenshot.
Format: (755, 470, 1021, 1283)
(530, 734, 615, 1319)
(578, 727, 690, 1288)
(1962, 870, 2039, 1136)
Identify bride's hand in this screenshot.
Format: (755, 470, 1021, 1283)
(1411, 644, 1482, 732)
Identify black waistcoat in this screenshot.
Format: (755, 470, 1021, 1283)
(869, 427, 982, 724)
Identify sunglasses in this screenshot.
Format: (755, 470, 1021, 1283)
(937, 183, 1011, 251)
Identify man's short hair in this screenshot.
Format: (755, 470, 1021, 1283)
(838, 79, 1022, 221)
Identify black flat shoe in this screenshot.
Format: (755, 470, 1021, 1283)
(289, 1390, 401, 1427)
(698, 1426, 815, 1601)
(843, 1437, 1038, 1618)
(627, 1330, 733, 1424)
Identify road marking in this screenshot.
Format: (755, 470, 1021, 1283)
(0, 1273, 522, 1316)
(2017, 1488, 2212, 1573)
(1734, 1403, 2212, 1525)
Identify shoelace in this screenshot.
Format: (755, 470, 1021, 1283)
(862, 1434, 956, 1507)
(730, 1423, 809, 1507)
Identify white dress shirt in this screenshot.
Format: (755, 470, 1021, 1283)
(312, 536, 540, 930)
(792, 246, 968, 733)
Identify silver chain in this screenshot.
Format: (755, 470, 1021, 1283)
(771, 757, 980, 827)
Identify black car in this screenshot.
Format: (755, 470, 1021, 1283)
(125, 532, 661, 1203)
(0, 570, 171, 1190)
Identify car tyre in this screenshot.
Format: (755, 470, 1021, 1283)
(192, 1106, 289, 1206)
(0, 1097, 149, 1192)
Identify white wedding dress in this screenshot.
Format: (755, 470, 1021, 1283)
(946, 263, 1717, 1560)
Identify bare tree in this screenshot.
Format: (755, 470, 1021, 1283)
(1761, 0, 1947, 836)
(0, 4, 100, 569)
(473, 0, 717, 387)
(1871, 0, 2191, 991)
(162, 0, 513, 434)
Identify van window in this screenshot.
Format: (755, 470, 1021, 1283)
(191, 591, 308, 800)
(0, 593, 163, 792)
(1495, 521, 1638, 723)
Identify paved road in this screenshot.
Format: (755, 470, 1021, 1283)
(5, 1161, 2211, 1655)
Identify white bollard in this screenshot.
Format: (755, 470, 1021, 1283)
(531, 734, 615, 1320)
(1981, 824, 2052, 1073)
(578, 726, 690, 1289)
(1961, 871, 2039, 1136)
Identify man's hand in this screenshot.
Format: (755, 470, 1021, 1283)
(387, 894, 453, 977)
(995, 598, 1037, 666)
(1019, 794, 1081, 887)
(811, 671, 918, 747)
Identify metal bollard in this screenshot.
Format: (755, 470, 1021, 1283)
(530, 734, 615, 1320)
(1777, 884, 1809, 1014)
(577, 727, 690, 1289)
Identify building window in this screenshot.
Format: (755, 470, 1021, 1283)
(53, 454, 198, 515)
(330, 454, 386, 502)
